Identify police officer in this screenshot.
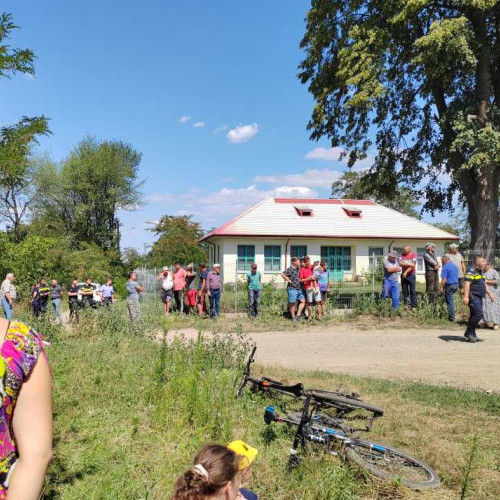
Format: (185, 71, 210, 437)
(32, 277, 50, 317)
(80, 277, 95, 309)
(463, 256, 495, 342)
(67, 278, 80, 323)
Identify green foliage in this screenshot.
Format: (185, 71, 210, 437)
(299, 0, 500, 253)
(148, 215, 208, 267)
(331, 171, 422, 218)
(121, 247, 144, 271)
(33, 137, 143, 251)
(0, 12, 36, 78)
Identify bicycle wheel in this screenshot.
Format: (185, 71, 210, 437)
(345, 440, 440, 490)
(308, 391, 384, 416)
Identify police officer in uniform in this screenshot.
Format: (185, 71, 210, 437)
(32, 277, 51, 317)
(80, 277, 95, 309)
(463, 256, 495, 343)
(67, 278, 80, 323)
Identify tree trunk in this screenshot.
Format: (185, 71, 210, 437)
(463, 166, 500, 262)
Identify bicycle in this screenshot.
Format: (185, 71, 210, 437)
(264, 397, 440, 491)
(237, 346, 384, 419)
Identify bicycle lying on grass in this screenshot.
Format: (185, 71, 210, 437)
(237, 346, 440, 491)
(237, 346, 384, 422)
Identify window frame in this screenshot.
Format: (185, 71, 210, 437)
(368, 246, 384, 269)
(264, 245, 282, 272)
(290, 245, 308, 259)
(237, 244, 255, 272)
(320, 246, 352, 272)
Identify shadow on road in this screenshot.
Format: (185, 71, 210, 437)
(438, 335, 468, 342)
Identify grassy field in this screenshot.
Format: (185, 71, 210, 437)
(28, 303, 499, 499)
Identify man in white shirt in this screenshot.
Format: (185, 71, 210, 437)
(448, 243, 466, 294)
(0, 273, 17, 320)
(157, 266, 173, 315)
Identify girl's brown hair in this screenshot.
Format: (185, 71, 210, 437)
(172, 445, 241, 500)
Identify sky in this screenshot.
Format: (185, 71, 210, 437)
(1, 1, 436, 251)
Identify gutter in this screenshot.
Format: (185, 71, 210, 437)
(284, 236, 290, 268)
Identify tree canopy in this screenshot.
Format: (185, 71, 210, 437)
(34, 137, 143, 251)
(331, 171, 421, 218)
(299, 0, 500, 256)
(0, 12, 50, 242)
(148, 215, 208, 268)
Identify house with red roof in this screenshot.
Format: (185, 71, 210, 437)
(200, 198, 459, 284)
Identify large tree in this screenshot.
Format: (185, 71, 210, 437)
(148, 215, 208, 268)
(331, 171, 421, 218)
(0, 12, 50, 241)
(34, 137, 143, 251)
(299, 0, 500, 257)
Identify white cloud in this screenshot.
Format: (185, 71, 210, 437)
(193, 121, 205, 128)
(227, 123, 259, 144)
(222, 176, 234, 183)
(214, 125, 228, 135)
(305, 147, 346, 161)
(177, 115, 191, 124)
(146, 184, 317, 223)
(254, 168, 342, 188)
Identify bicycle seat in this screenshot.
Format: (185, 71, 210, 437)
(275, 383, 304, 398)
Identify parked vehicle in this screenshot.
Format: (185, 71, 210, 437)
(77, 282, 102, 305)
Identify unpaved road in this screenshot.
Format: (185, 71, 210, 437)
(245, 325, 500, 392)
(171, 323, 500, 392)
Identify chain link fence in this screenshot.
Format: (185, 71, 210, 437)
(133, 250, 500, 315)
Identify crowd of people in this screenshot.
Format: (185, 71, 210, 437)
(381, 243, 499, 343)
(0, 274, 117, 324)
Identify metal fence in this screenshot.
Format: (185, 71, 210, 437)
(134, 250, 500, 314)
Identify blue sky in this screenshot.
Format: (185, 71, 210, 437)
(2, 1, 434, 250)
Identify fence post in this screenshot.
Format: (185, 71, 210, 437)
(371, 252, 376, 298)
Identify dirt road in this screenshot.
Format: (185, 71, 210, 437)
(242, 325, 500, 392)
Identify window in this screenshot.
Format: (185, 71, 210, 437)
(294, 206, 314, 217)
(368, 247, 384, 269)
(290, 245, 307, 259)
(417, 247, 426, 273)
(393, 247, 404, 257)
(342, 207, 362, 218)
(321, 246, 352, 272)
(264, 245, 281, 271)
(237, 245, 255, 271)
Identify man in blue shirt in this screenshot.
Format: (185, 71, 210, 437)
(440, 254, 459, 321)
(99, 277, 115, 307)
(463, 255, 495, 342)
(382, 251, 401, 309)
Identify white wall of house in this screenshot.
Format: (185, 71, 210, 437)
(207, 237, 447, 284)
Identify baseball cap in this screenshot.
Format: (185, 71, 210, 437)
(226, 440, 258, 470)
(162, 266, 169, 271)
(425, 242, 435, 249)
(213, 263, 220, 268)
(388, 251, 397, 257)
(449, 243, 459, 248)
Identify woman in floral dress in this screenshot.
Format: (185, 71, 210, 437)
(483, 262, 500, 329)
(0, 318, 52, 498)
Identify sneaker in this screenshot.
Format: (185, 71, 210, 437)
(493, 325, 499, 330)
(473, 334, 484, 342)
(464, 333, 477, 343)
(292, 317, 299, 322)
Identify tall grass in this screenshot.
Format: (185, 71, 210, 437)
(40, 303, 500, 499)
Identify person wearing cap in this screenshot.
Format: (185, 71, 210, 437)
(207, 264, 223, 318)
(448, 243, 466, 293)
(172, 441, 258, 500)
(382, 251, 401, 309)
(424, 243, 440, 300)
(246, 263, 262, 318)
(184, 264, 197, 314)
(440, 254, 459, 322)
(157, 266, 174, 315)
